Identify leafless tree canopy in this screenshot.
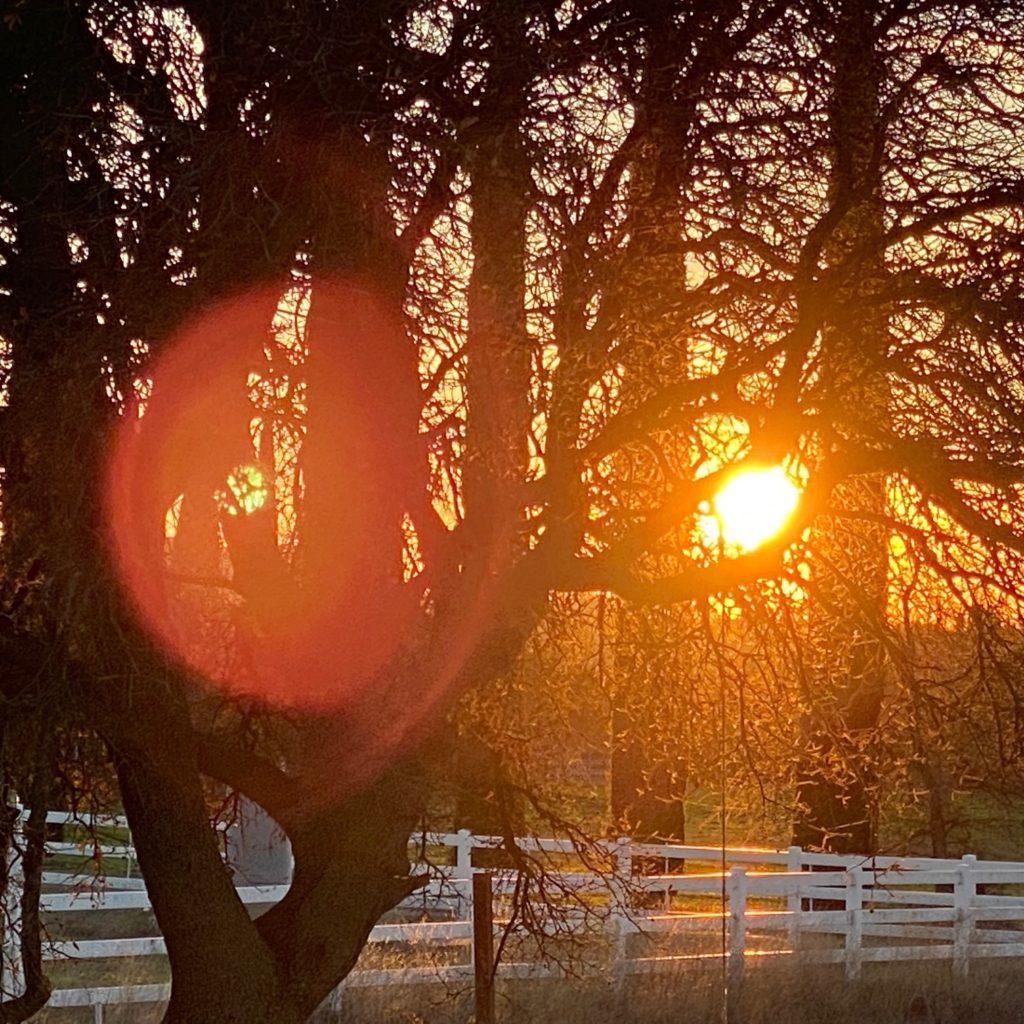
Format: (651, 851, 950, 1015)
(2, 1, 1024, 1020)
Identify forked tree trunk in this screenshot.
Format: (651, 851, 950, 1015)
(113, 731, 285, 1023)
(115, 713, 427, 1024)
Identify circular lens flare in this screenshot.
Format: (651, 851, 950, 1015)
(701, 465, 801, 553)
(103, 281, 421, 710)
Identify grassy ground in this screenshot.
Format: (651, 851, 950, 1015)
(30, 959, 1024, 1024)
(29, 914, 1024, 1024)
(311, 959, 1024, 1024)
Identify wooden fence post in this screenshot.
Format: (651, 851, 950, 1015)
(953, 854, 976, 979)
(472, 872, 495, 1024)
(844, 868, 863, 982)
(727, 865, 747, 1020)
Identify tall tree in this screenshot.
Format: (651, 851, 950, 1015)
(792, 0, 892, 854)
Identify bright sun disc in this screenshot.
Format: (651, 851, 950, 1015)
(216, 463, 269, 518)
(703, 465, 801, 553)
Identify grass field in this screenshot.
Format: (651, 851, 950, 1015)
(311, 959, 1024, 1024)
(29, 958, 1024, 1024)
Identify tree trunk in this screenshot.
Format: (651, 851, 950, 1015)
(610, 708, 686, 843)
(113, 733, 285, 1023)
(793, 1, 891, 855)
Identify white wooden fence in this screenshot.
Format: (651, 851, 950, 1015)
(7, 812, 1024, 1021)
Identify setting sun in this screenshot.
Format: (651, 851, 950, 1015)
(701, 465, 801, 553)
(216, 463, 269, 518)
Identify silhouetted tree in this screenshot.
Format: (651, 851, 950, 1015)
(3, 2, 1024, 1021)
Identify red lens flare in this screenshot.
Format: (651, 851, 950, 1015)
(104, 280, 422, 711)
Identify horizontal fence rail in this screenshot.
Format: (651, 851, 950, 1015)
(7, 814, 1024, 1021)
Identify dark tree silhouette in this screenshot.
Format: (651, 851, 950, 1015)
(3, 1, 1024, 1020)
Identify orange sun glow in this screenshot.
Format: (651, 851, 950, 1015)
(700, 465, 802, 553)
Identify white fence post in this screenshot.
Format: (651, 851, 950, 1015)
(727, 865, 748, 1008)
(844, 868, 863, 981)
(454, 829, 473, 919)
(786, 845, 802, 951)
(2, 798, 24, 1001)
(953, 854, 977, 979)
(125, 824, 134, 880)
(609, 836, 632, 984)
